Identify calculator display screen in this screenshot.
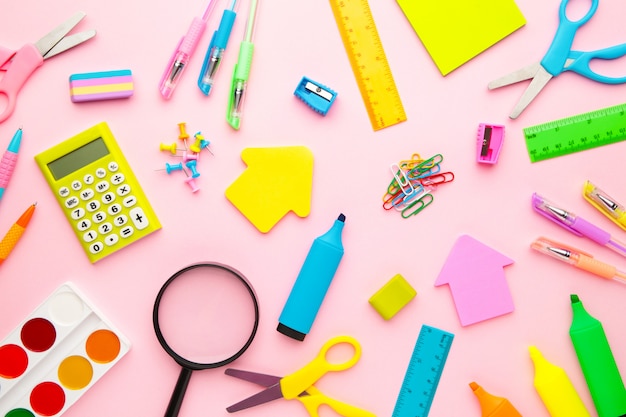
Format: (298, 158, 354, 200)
(48, 137, 110, 180)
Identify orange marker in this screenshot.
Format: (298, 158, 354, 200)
(0, 203, 36, 265)
(470, 382, 523, 417)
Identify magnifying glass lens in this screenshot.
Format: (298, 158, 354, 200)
(156, 266, 257, 364)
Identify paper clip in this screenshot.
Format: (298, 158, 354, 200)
(420, 171, 455, 188)
(392, 184, 425, 211)
(407, 154, 443, 179)
(390, 163, 414, 196)
(401, 193, 434, 218)
(399, 153, 423, 171)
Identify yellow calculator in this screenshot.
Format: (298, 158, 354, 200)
(35, 122, 161, 263)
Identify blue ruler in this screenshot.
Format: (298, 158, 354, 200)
(392, 324, 454, 417)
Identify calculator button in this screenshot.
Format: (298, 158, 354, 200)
(104, 234, 119, 246)
(77, 219, 91, 231)
(117, 184, 131, 197)
(84, 174, 95, 185)
(59, 187, 70, 198)
(96, 168, 107, 178)
(98, 222, 113, 235)
(92, 211, 107, 223)
(108, 203, 122, 215)
(83, 230, 98, 243)
(114, 214, 128, 227)
(111, 173, 125, 185)
(95, 181, 110, 193)
(108, 162, 119, 172)
(71, 180, 82, 191)
(102, 192, 116, 204)
(123, 196, 137, 208)
(89, 241, 104, 254)
(65, 196, 80, 209)
(80, 188, 95, 201)
(86, 200, 101, 212)
(120, 226, 134, 238)
(71, 208, 86, 220)
(130, 207, 149, 230)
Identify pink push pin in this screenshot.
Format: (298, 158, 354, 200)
(182, 150, 199, 162)
(183, 167, 200, 192)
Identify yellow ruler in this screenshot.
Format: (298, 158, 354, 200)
(329, 0, 407, 131)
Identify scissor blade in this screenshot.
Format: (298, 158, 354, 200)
(225, 368, 281, 387)
(488, 62, 541, 89)
(34, 11, 86, 58)
(509, 66, 553, 119)
(226, 384, 283, 413)
(44, 30, 96, 59)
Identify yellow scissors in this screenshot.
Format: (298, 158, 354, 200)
(225, 336, 376, 417)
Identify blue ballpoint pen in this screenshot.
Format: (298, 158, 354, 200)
(0, 127, 22, 201)
(227, 0, 259, 130)
(198, 0, 238, 95)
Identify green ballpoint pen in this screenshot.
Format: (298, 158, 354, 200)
(226, 0, 259, 130)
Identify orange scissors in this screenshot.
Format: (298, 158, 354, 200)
(0, 11, 95, 123)
(225, 336, 376, 417)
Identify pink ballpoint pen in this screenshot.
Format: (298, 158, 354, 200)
(159, 0, 219, 99)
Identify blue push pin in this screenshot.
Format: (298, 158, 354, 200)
(185, 160, 200, 178)
(199, 138, 214, 155)
(156, 162, 184, 174)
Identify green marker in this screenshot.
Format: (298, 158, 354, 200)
(569, 294, 626, 417)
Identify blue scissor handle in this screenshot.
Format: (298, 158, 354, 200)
(565, 45, 626, 84)
(541, 0, 599, 76)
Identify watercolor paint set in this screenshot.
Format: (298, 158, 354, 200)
(0, 282, 130, 417)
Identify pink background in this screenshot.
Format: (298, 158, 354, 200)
(2, 0, 626, 415)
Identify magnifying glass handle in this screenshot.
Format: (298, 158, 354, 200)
(165, 367, 193, 417)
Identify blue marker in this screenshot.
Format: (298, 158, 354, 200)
(198, 0, 238, 95)
(278, 213, 346, 341)
(0, 127, 23, 202)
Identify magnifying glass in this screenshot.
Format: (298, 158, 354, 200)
(153, 263, 260, 417)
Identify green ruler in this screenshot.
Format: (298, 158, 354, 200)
(523, 103, 626, 162)
(392, 324, 454, 417)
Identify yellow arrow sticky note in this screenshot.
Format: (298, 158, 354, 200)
(225, 146, 314, 233)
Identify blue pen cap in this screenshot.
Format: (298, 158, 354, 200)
(198, 9, 237, 95)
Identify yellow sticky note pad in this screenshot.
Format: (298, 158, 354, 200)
(369, 274, 417, 320)
(397, 0, 526, 75)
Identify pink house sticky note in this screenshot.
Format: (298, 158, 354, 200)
(435, 235, 515, 326)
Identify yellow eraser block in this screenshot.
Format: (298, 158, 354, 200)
(369, 274, 417, 320)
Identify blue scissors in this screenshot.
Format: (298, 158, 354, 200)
(488, 0, 626, 119)
(0, 12, 95, 123)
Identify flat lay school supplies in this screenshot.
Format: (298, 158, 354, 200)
(392, 325, 453, 417)
(198, 0, 238, 95)
(396, 0, 525, 76)
(153, 263, 259, 417)
(523, 102, 626, 162)
(225, 146, 313, 233)
(469, 383, 522, 417)
(489, 0, 626, 119)
(528, 345, 591, 417)
(0, 282, 130, 417)
(583, 181, 626, 231)
(435, 235, 515, 326)
(328, 0, 406, 131)
(294, 76, 337, 116)
(531, 237, 626, 284)
(532, 193, 626, 257)
(225, 336, 375, 416)
(476, 124, 504, 164)
(69, 70, 134, 102)
(0, 203, 35, 266)
(159, 0, 217, 99)
(368, 273, 416, 320)
(278, 214, 345, 341)
(0, 11, 96, 123)
(0, 127, 22, 201)
(34, 122, 161, 263)
(227, 0, 259, 130)
(569, 294, 626, 417)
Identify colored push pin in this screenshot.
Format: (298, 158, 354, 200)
(185, 160, 200, 178)
(159, 142, 182, 155)
(469, 382, 522, 417)
(178, 122, 190, 144)
(190, 132, 204, 153)
(199, 138, 214, 155)
(155, 162, 183, 174)
(181, 151, 199, 162)
(182, 167, 200, 192)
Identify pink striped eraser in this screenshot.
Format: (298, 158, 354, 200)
(69, 70, 134, 103)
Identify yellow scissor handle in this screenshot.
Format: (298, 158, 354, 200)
(280, 336, 361, 400)
(298, 386, 376, 417)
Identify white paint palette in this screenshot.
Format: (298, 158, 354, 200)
(0, 283, 130, 417)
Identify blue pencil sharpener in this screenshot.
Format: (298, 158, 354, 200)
(294, 76, 337, 116)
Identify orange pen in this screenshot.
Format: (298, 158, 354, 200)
(0, 202, 36, 265)
(470, 382, 523, 417)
